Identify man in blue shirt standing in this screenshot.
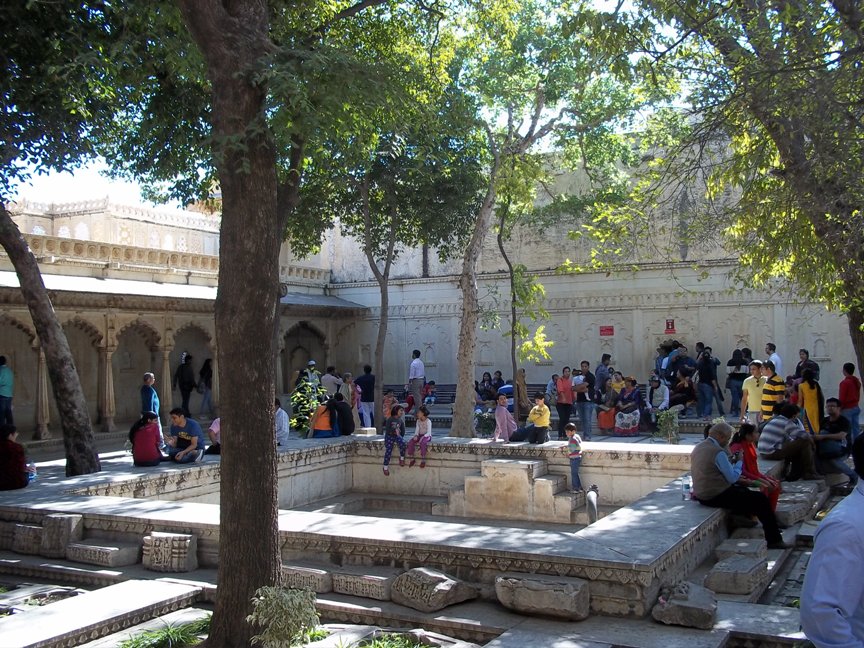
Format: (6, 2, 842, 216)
(165, 408, 205, 463)
(0, 356, 14, 426)
(691, 422, 787, 549)
(801, 435, 864, 647)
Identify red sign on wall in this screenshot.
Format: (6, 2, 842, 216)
(665, 319, 676, 334)
(599, 325, 614, 337)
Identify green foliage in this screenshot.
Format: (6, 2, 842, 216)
(621, 0, 864, 322)
(360, 634, 426, 648)
(290, 382, 330, 438)
(246, 586, 320, 648)
(656, 409, 679, 445)
(518, 325, 553, 363)
(473, 411, 496, 438)
(117, 615, 211, 648)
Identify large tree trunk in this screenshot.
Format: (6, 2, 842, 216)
(0, 205, 100, 476)
(452, 182, 498, 436)
(847, 307, 864, 376)
(178, 3, 281, 646)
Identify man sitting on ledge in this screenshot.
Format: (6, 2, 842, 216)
(691, 422, 788, 550)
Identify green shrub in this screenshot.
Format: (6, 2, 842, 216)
(246, 586, 320, 648)
(117, 615, 211, 648)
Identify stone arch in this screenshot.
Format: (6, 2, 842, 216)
(58, 318, 102, 422)
(0, 312, 37, 345)
(282, 321, 327, 393)
(175, 321, 213, 344)
(171, 321, 213, 414)
(116, 318, 161, 351)
(115, 320, 164, 422)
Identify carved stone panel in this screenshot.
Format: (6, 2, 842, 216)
(40, 513, 84, 558)
(143, 531, 198, 572)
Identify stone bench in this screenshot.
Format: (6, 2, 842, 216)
(0, 579, 201, 648)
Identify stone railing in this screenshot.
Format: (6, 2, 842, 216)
(21, 235, 220, 275)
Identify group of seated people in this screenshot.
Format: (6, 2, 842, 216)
(129, 408, 212, 466)
(692, 403, 861, 553)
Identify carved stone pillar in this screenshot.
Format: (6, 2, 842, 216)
(160, 347, 173, 424)
(211, 351, 220, 415)
(100, 348, 116, 432)
(34, 348, 50, 439)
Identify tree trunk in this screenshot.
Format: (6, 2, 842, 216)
(0, 205, 100, 476)
(453, 179, 498, 436)
(178, 3, 281, 646)
(496, 206, 519, 420)
(847, 307, 864, 378)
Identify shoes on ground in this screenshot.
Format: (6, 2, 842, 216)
(420, 461, 426, 468)
(194, 449, 205, 462)
(399, 457, 405, 467)
(802, 474, 822, 481)
(383, 467, 389, 476)
(409, 459, 416, 467)
(767, 540, 791, 550)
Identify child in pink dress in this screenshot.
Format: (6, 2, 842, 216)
(407, 405, 432, 467)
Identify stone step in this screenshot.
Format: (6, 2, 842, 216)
(532, 474, 568, 498)
(75, 607, 213, 648)
(66, 539, 141, 567)
(479, 458, 548, 479)
(330, 565, 402, 601)
(0, 579, 202, 648)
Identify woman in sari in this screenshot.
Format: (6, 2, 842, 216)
(613, 378, 643, 436)
(596, 377, 617, 434)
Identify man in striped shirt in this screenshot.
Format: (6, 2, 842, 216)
(760, 360, 785, 421)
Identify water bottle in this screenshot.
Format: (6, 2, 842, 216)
(682, 475, 692, 500)
(27, 463, 37, 483)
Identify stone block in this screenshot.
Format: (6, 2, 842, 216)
(391, 567, 478, 613)
(40, 513, 84, 558)
(142, 532, 198, 572)
(66, 540, 141, 567)
(729, 527, 766, 540)
(282, 564, 333, 593)
(776, 500, 810, 528)
(354, 427, 377, 436)
(495, 573, 590, 621)
(714, 538, 767, 561)
(0, 521, 15, 551)
(651, 582, 717, 630)
(332, 569, 397, 601)
(781, 481, 820, 497)
(12, 524, 43, 555)
(704, 556, 768, 595)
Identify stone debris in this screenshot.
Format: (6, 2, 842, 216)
(704, 556, 768, 595)
(495, 573, 590, 621)
(67, 539, 141, 567)
(142, 531, 198, 572)
(391, 567, 478, 613)
(651, 581, 717, 630)
(775, 500, 810, 528)
(40, 513, 84, 558)
(283, 564, 333, 593)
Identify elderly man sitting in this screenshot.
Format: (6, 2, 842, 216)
(691, 422, 788, 549)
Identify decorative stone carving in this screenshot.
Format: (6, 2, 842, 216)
(40, 513, 84, 558)
(142, 531, 198, 572)
(391, 568, 478, 613)
(651, 581, 717, 630)
(704, 556, 768, 595)
(495, 573, 590, 621)
(282, 564, 333, 593)
(775, 501, 810, 528)
(12, 524, 43, 555)
(332, 569, 398, 601)
(714, 538, 767, 561)
(0, 521, 16, 550)
(67, 540, 141, 567)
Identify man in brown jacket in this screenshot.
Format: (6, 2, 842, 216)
(691, 422, 787, 549)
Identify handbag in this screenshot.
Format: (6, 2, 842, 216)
(817, 439, 846, 459)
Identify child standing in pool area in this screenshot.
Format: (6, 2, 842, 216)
(382, 404, 407, 476)
(565, 422, 583, 492)
(407, 405, 432, 468)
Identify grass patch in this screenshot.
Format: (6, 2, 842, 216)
(118, 615, 211, 648)
(361, 635, 426, 648)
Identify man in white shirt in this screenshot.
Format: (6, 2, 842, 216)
(320, 366, 343, 395)
(406, 349, 425, 413)
(801, 435, 864, 646)
(274, 398, 290, 449)
(765, 343, 783, 378)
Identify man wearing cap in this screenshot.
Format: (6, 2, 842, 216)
(644, 375, 669, 431)
(297, 360, 320, 389)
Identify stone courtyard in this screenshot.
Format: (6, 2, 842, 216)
(1, 429, 832, 648)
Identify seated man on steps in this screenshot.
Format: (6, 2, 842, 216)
(166, 408, 206, 463)
(692, 422, 788, 549)
(757, 402, 820, 481)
